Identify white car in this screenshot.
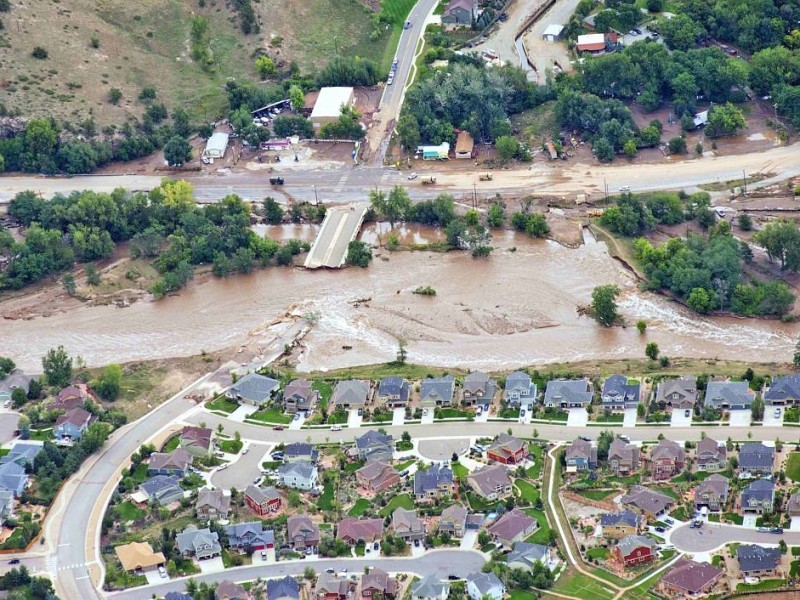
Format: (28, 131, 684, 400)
(242, 447, 249, 454)
(330, 424, 342, 431)
(218, 463, 228, 470)
(408, 172, 418, 180)
(158, 565, 167, 578)
(774, 408, 782, 417)
(2, 400, 9, 408)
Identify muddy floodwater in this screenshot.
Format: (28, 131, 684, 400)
(0, 229, 796, 371)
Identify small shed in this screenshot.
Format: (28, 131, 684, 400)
(455, 131, 474, 159)
(693, 111, 709, 128)
(203, 132, 229, 159)
(417, 143, 450, 160)
(310, 87, 355, 130)
(542, 24, 564, 41)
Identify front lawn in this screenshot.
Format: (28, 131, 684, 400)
(396, 440, 414, 451)
(594, 413, 624, 423)
(576, 489, 614, 501)
(344, 459, 366, 473)
(248, 408, 292, 424)
(219, 439, 243, 454)
(162, 436, 180, 452)
(586, 546, 609, 560)
(115, 501, 145, 522)
(435, 408, 470, 419)
(466, 492, 501, 512)
(379, 493, 414, 517)
(205, 396, 239, 413)
(552, 569, 616, 600)
(723, 512, 743, 525)
(327, 410, 348, 424)
(181, 472, 206, 490)
(736, 579, 786, 592)
(786, 452, 800, 482)
(708, 513, 720, 522)
(523, 508, 551, 545)
(27, 428, 53, 441)
(261, 461, 282, 470)
(514, 479, 540, 505)
(791, 559, 800, 577)
(369, 411, 394, 423)
(130, 463, 149, 484)
(348, 499, 371, 517)
(396, 459, 417, 473)
(498, 408, 520, 419)
(670, 506, 690, 521)
(540, 407, 568, 421)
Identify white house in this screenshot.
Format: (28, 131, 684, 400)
(277, 461, 318, 490)
(466, 572, 504, 600)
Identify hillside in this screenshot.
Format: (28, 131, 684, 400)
(0, 0, 391, 127)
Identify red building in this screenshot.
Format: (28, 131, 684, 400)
(486, 434, 527, 465)
(245, 485, 282, 516)
(614, 535, 657, 568)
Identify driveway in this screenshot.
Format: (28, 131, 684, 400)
(762, 407, 783, 427)
(670, 522, 797, 553)
(210, 443, 272, 491)
(144, 569, 167, 585)
(623, 408, 638, 428)
(421, 409, 434, 425)
(460, 530, 478, 550)
(411, 542, 426, 557)
(671, 409, 693, 427)
(0, 413, 20, 445)
(228, 404, 258, 423)
(418, 438, 469, 461)
(742, 515, 758, 529)
(729, 409, 751, 427)
(347, 410, 363, 429)
(289, 413, 306, 430)
(791, 517, 800, 531)
(198, 556, 225, 574)
(519, 409, 532, 425)
(474, 408, 489, 424)
(566, 409, 588, 428)
(392, 407, 406, 427)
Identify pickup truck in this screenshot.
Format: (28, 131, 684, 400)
(269, 176, 284, 185)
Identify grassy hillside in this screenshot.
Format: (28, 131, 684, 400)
(0, 0, 393, 127)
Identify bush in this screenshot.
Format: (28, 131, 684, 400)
(31, 47, 49, 60)
(345, 241, 372, 268)
(668, 136, 687, 154)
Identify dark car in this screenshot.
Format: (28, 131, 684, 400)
(771, 527, 784, 534)
(273, 425, 285, 431)
(8, 559, 19, 565)
(269, 177, 285, 185)
(655, 526, 666, 533)
(448, 575, 460, 581)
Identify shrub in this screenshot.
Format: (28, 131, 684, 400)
(31, 47, 49, 60)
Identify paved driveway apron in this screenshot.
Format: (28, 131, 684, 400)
(729, 409, 752, 427)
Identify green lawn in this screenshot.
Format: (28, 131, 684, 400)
(219, 439, 243, 454)
(523, 508, 551, 545)
(540, 408, 569, 421)
(787, 453, 800, 482)
(791, 560, 800, 577)
(594, 413, 624, 423)
(130, 463, 149, 484)
(466, 492, 501, 512)
(723, 512, 743, 525)
(345, 460, 366, 473)
(369, 411, 394, 423)
(27, 428, 53, 441)
(653, 486, 679, 499)
(436, 408, 470, 419)
(319, 481, 335, 511)
(452, 463, 469, 479)
(205, 396, 239, 413)
(396, 459, 417, 473)
(396, 440, 414, 451)
(162, 436, 180, 452)
(313, 381, 333, 412)
(261, 461, 282, 470)
(379, 493, 414, 517)
(248, 408, 292, 425)
(348, 499, 371, 517)
(606, 473, 641, 486)
(527, 444, 544, 480)
(670, 506, 690, 521)
(671, 470, 712, 484)
(327, 411, 349, 424)
(552, 569, 617, 600)
(515, 479, 540, 505)
(708, 513, 720, 522)
(576, 489, 614, 501)
(736, 579, 786, 592)
(586, 546, 610, 560)
(115, 501, 145, 522)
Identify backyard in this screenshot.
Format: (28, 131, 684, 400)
(379, 494, 415, 517)
(551, 569, 617, 600)
(786, 452, 800, 482)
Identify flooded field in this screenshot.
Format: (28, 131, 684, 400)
(0, 230, 796, 372)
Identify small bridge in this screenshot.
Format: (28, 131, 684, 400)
(304, 203, 369, 269)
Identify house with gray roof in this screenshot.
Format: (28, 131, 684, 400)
(739, 442, 775, 474)
(504, 371, 536, 407)
(277, 461, 318, 490)
(363, 568, 398, 598)
(507, 542, 550, 570)
(147, 449, 193, 477)
(420, 375, 456, 407)
(0, 490, 14, 524)
(696, 437, 727, 472)
(331, 380, 370, 409)
(488, 508, 537, 547)
(414, 464, 454, 502)
(139, 475, 184, 505)
(441, 0, 476, 26)
(283, 379, 318, 414)
(378, 377, 411, 407)
(165, 592, 194, 600)
(392, 507, 425, 542)
(0, 442, 42, 469)
(196, 487, 230, 520)
(268, 576, 300, 600)
(764, 374, 800, 406)
(565, 438, 597, 472)
(226, 521, 274, 550)
(655, 377, 697, 410)
(601, 375, 640, 411)
(599, 510, 644, 539)
(216, 580, 249, 600)
(704, 381, 755, 410)
(693, 474, 729, 512)
(462, 372, 497, 406)
(355, 430, 394, 462)
(544, 380, 593, 408)
(284, 443, 319, 463)
(411, 574, 450, 600)
(621, 486, 675, 519)
(741, 480, 774, 513)
(467, 464, 512, 500)
(650, 439, 685, 480)
(176, 525, 221, 560)
(54, 407, 94, 442)
(0, 462, 27, 497)
(226, 373, 280, 406)
(737, 544, 781, 577)
(466, 572, 504, 600)
(439, 504, 467, 538)
(608, 439, 639, 475)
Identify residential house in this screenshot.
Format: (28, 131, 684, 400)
(462, 372, 497, 406)
(467, 464, 513, 500)
(287, 514, 320, 551)
(0, 442, 42, 468)
(439, 504, 468, 538)
(764, 374, 800, 406)
(355, 431, 394, 462)
(441, 0, 476, 26)
(788, 492, 800, 517)
(737, 544, 782, 577)
(392, 507, 425, 542)
(165, 593, 195, 600)
(147, 449, 193, 477)
(277, 461, 318, 490)
(599, 510, 644, 539)
(196, 488, 230, 520)
(138, 475, 184, 505)
(655, 377, 697, 410)
(487, 433, 527, 465)
(659, 558, 724, 597)
(503, 372, 536, 408)
(704, 381, 755, 410)
(621, 486, 675, 519)
(337, 517, 384, 544)
(179, 426, 214, 458)
(544, 379, 593, 408)
(245, 485, 282, 516)
(49, 385, 89, 411)
(284, 443, 319, 463)
(693, 475, 729, 512)
(739, 442, 775, 475)
(114, 541, 165, 573)
(601, 376, 640, 411)
(331, 380, 370, 410)
(741, 480, 774, 513)
(176, 525, 222, 560)
(607, 439, 639, 476)
(362, 568, 397, 600)
(377, 377, 411, 407)
(268, 576, 301, 600)
(614, 535, 657, 568)
(0, 490, 14, 524)
(575, 32, 616, 52)
(565, 438, 597, 472)
(0, 462, 28, 497)
(216, 580, 250, 600)
(411, 574, 450, 600)
(420, 375, 456, 407)
(466, 572, 504, 600)
(357, 461, 401, 493)
(316, 573, 356, 600)
(414, 464, 454, 502)
(695, 437, 727, 472)
(226, 521, 274, 551)
(507, 542, 550, 570)
(54, 407, 93, 442)
(650, 439, 685, 480)
(226, 373, 280, 406)
(487, 508, 537, 547)
(283, 379, 318, 414)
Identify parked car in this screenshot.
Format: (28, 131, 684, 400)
(2, 400, 9, 408)
(414, 539, 420, 547)
(774, 408, 782, 418)
(664, 518, 674, 526)
(520, 409, 526, 417)
(253, 477, 262, 484)
(408, 172, 418, 180)
(273, 425, 285, 431)
(326, 568, 335, 574)
(684, 409, 691, 417)
(330, 424, 342, 431)
(404, 20, 412, 29)
(8, 559, 19, 565)
(218, 464, 228, 470)
(374, 541, 380, 550)
(655, 526, 666, 533)
(294, 413, 301, 421)
(242, 447, 249, 454)
(271, 452, 284, 460)
(261, 550, 268, 559)
(771, 527, 784, 534)
(476, 406, 483, 415)
(158, 565, 167, 578)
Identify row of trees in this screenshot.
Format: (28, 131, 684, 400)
(599, 191, 710, 237)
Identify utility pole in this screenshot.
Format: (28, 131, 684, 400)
(473, 183, 477, 208)
(313, 185, 319, 205)
(603, 177, 608, 203)
(742, 169, 747, 195)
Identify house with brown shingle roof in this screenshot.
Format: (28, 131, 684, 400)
(621, 486, 675, 519)
(316, 573, 356, 600)
(693, 474, 729, 512)
(362, 568, 397, 600)
(216, 579, 250, 600)
(54, 407, 94, 442)
(565, 439, 597, 472)
(147, 449, 193, 477)
(656, 377, 697, 410)
(49, 385, 90, 411)
(287, 514, 320, 551)
(283, 379, 318, 414)
(392, 507, 425, 542)
(658, 558, 723, 597)
(788, 492, 800, 517)
(487, 508, 537, 547)
(179, 426, 213, 458)
(467, 464, 512, 500)
(337, 517, 384, 544)
(696, 437, 727, 472)
(114, 541, 165, 573)
(196, 487, 230, 520)
(439, 504, 468, 538)
(650, 439, 685, 480)
(356, 461, 400, 493)
(608, 439, 639, 475)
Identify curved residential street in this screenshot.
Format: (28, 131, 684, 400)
(670, 522, 793, 553)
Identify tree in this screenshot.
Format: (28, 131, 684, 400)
(659, 14, 705, 51)
(478, 530, 490, 546)
(737, 213, 753, 231)
(487, 203, 504, 228)
(496, 136, 519, 162)
(108, 88, 122, 105)
(794, 336, 800, 368)
(687, 287, 715, 314)
(31, 46, 49, 59)
(11, 387, 26, 409)
(597, 430, 615, 461)
(668, 136, 687, 154)
(705, 103, 747, 138)
(92, 364, 122, 401)
(396, 114, 421, 151)
(263, 197, 284, 225)
(42, 345, 73, 387)
(623, 139, 637, 158)
(345, 241, 372, 268)
(163, 136, 192, 167)
(590, 284, 620, 327)
(289, 85, 305, 112)
(62, 273, 77, 296)
(0, 358, 13, 380)
(751, 396, 764, 421)
(255, 56, 276, 79)
(646, 0, 663, 11)
(172, 108, 192, 138)
(636, 320, 646, 334)
(645, 342, 659, 361)
(593, 138, 614, 162)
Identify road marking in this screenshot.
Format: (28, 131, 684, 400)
(334, 173, 349, 193)
(58, 543, 71, 547)
(75, 575, 90, 580)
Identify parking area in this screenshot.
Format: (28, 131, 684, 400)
(210, 443, 272, 491)
(252, 548, 276, 564)
(519, 407, 532, 425)
(566, 409, 588, 428)
(392, 407, 405, 427)
(417, 438, 470, 461)
(347, 410, 363, 429)
(671, 408, 693, 427)
(729, 409, 752, 427)
(474, 407, 490, 423)
(623, 408, 638, 428)
(762, 407, 784, 427)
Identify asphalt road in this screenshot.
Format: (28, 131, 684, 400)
(671, 522, 796, 553)
(210, 443, 273, 491)
(0, 413, 20, 445)
(304, 204, 369, 268)
(109, 550, 485, 600)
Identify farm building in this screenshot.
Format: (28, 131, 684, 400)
(542, 24, 564, 41)
(202, 133, 229, 159)
(310, 87, 355, 130)
(455, 131, 474, 159)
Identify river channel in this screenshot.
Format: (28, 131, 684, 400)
(0, 226, 796, 372)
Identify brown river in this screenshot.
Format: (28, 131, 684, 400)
(0, 224, 796, 372)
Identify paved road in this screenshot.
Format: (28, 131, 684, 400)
(109, 550, 485, 600)
(209, 443, 273, 491)
(0, 413, 20, 445)
(304, 204, 369, 268)
(671, 522, 796, 553)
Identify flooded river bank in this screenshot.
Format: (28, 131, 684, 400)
(0, 230, 795, 372)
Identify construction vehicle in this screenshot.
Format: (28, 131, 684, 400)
(421, 176, 437, 185)
(479, 173, 493, 181)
